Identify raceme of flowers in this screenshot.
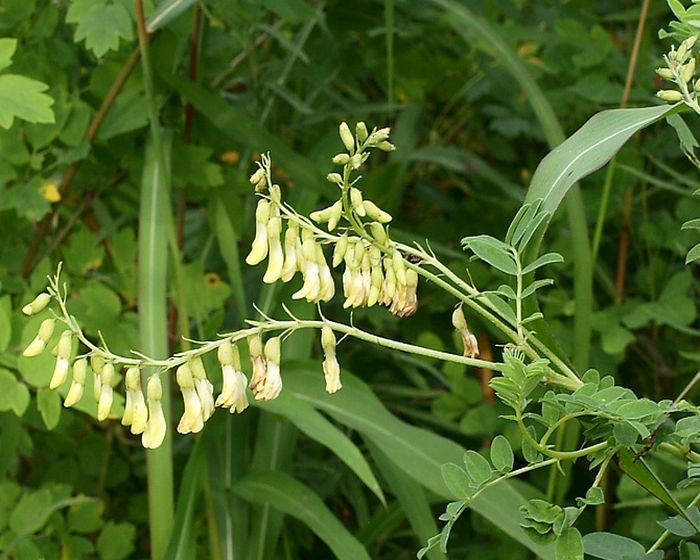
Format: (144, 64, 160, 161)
(19, 123, 432, 449)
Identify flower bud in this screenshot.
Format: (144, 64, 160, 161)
(322, 355, 342, 394)
(350, 188, 365, 216)
(327, 173, 343, 185)
(356, 122, 368, 142)
(263, 217, 284, 283)
(332, 233, 348, 267)
(656, 89, 683, 102)
(362, 200, 392, 223)
(452, 306, 468, 330)
(339, 122, 355, 153)
(249, 167, 267, 191)
(177, 363, 204, 434)
(327, 200, 343, 231)
(122, 367, 147, 434)
(695, 79, 700, 93)
(269, 184, 282, 205)
(218, 340, 241, 369)
(91, 354, 105, 374)
(253, 337, 283, 401)
(23, 318, 55, 357)
(64, 358, 87, 408)
(655, 67, 674, 80)
(22, 293, 51, 316)
(368, 127, 391, 144)
(264, 336, 281, 365)
(677, 36, 697, 62)
(350, 153, 363, 170)
(376, 141, 396, 152)
(97, 362, 115, 421)
(682, 58, 696, 83)
(332, 153, 350, 165)
(246, 200, 271, 266)
(369, 222, 388, 244)
(392, 251, 407, 286)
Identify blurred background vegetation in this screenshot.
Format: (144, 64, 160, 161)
(1, 0, 699, 558)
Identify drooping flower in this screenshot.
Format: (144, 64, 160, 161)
(142, 375, 167, 449)
(22, 292, 51, 316)
(252, 337, 282, 401)
(122, 366, 147, 435)
(216, 340, 249, 413)
(97, 362, 115, 421)
(49, 330, 72, 389)
(23, 318, 55, 357)
(176, 363, 204, 435)
(321, 326, 341, 394)
(246, 199, 271, 266)
(64, 358, 87, 408)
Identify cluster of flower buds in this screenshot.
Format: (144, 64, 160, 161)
(452, 306, 479, 358)
(336, 238, 418, 317)
(657, 35, 699, 102)
(246, 122, 420, 317)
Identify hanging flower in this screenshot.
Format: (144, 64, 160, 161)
(142, 375, 167, 449)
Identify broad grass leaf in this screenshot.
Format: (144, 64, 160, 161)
(526, 104, 679, 216)
(234, 471, 371, 560)
(254, 393, 385, 503)
(146, 0, 196, 32)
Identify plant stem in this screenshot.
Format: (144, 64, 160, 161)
(135, 1, 174, 557)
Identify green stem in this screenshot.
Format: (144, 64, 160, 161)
(517, 414, 607, 460)
(135, 2, 174, 557)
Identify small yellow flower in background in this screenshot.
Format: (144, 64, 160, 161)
(40, 180, 61, 202)
(220, 150, 240, 166)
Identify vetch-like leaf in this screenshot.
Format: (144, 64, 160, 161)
(441, 463, 472, 499)
(522, 253, 564, 275)
(556, 527, 583, 560)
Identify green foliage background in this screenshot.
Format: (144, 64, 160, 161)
(1, 0, 699, 558)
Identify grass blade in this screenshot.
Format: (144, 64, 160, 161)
(234, 471, 372, 560)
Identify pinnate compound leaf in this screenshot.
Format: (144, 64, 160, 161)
(462, 235, 517, 275)
(556, 528, 583, 560)
(0, 75, 54, 128)
(490, 435, 514, 473)
(66, 0, 133, 58)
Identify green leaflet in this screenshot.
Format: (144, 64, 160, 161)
(234, 471, 371, 560)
